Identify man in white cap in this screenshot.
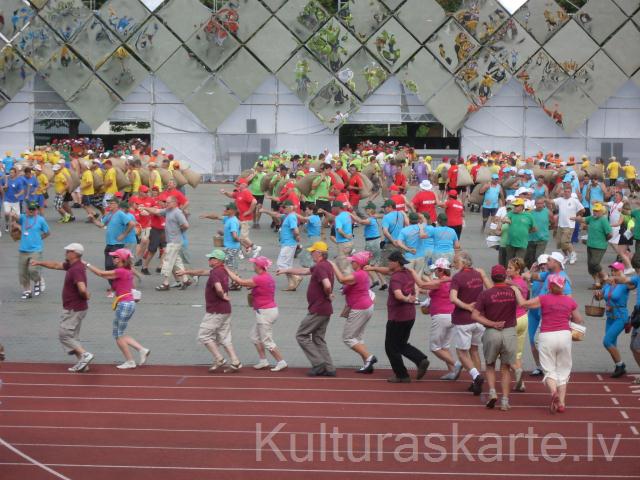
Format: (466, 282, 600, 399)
(32, 243, 94, 372)
(411, 179, 437, 224)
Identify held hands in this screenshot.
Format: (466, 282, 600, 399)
(407, 294, 417, 303)
(492, 321, 505, 330)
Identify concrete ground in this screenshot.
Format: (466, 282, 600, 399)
(1, 184, 638, 374)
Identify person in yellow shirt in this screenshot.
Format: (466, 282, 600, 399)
(33, 165, 49, 213)
(52, 164, 72, 222)
(606, 156, 620, 186)
(91, 160, 105, 214)
(128, 162, 141, 197)
(580, 155, 590, 170)
(148, 161, 163, 192)
(102, 159, 119, 207)
(623, 160, 637, 194)
(79, 161, 97, 221)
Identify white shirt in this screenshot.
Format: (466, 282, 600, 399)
(553, 197, 584, 228)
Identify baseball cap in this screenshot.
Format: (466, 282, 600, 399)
(307, 241, 328, 253)
(282, 200, 294, 207)
(249, 256, 272, 269)
(547, 273, 565, 289)
(387, 250, 409, 265)
(382, 199, 396, 208)
(64, 243, 84, 255)
(609, 261, 625, 271)
(119, 201, 129, 209)
(437, 213, 448, 224)
(430, 258, 451, 270)
(448, 189, 458, 197)
(26, 201, 38, 210)
(364, 201, 377, 210)
(206, 249, 226, 260)
(548, 251, 565, 267)
(108, 248, 132, 260)
(537, 254, 549, 265)
(139, 185, 149, 193)
(52, 164, 61, 171)
(408, 212, 419, 223)
(592, 202, 605, 212)
(512, 198, 525, 206)
(491, 173, 499, 179)
(225, 202, 238, 210)
(491, 264, 507, 277)
(332, 201, 345, 208)
(346, 251, 372, 267)
(389, 184, 399, 191)
(236, 177, 248, 185)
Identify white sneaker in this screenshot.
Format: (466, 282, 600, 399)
(569, 252, 577, 264)
(270, 360, 288, 372)
(139, 348, 151, 366)
(624, 268, 635, 275)
(40, 278, 46, 293)
(253, 359, 270, 370)
(251, 245, 262, 258)
(238, 250, 245, 260)
(116, 360, 137, 369)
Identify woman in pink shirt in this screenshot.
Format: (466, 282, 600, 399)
(511, 274, 583, 413)
(329, 251, 377, 373)
(226, 256, 287, 372)
(506, 257, 529, 392)
(85, 248, 150, 369)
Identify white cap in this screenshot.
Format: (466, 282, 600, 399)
(506, 195, 515, 202)
(92, 159, 101, 165)
(625, 160, 630, 165)
(537, 254, 549, 265)
(518, 169, 525, 175)
(308, 167, 316, 173)
(52, 164, 61, 171)
(87, 150, 93, 154)
(515, 187, 527, 196)
(34, 164, 42, 171)
(548, 251, 565, 268)
(430, 257, 451, 270)
(120, 155, 127, 160)
(420, 180, 433, 191)
(64, 243, 85, 255)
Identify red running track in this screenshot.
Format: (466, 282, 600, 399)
(0, 362, 639, 480)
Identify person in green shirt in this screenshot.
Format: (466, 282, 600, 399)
(525, 198, 551, 268)
(574, 202, 612, 287)
(311, 164, 333, 212)
(630, 206, 640, 269)
(504, 198, 536, 263)
(247, 162, 266, 228)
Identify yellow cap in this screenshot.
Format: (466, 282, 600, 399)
(512, 198, 525, 206)
(592, 202, 605, 212)
(307, 241, 329, 253)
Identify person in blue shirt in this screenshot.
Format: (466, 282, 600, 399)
(269, 200, 302, 291)
(526, 253, 548, 376)
(333, 201, 354, 273)
(381, 199, 406, 245)
(627, 274, 640, 384)
(200, 203, 243, 289)
(479, 174, 503, 232)
(597, 262, 635, 378)
(2, 151, 14, 172)
(13, 201, 50, 299)
(585, 176, 607, 213)
(2, 167, 26, 231)
(297, 204, 322, 268)
(432, 213, 459, 264)
(397, 212, 428, 276)
(22, 167, 39, 205)
(350, 201, 386, 289)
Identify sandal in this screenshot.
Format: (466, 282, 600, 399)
(155, 284, 170, 291)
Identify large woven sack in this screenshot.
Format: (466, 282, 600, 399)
(139, 167, 150, 187)
(456, 165, 473, 187)
(360, 173, 374, 199)
(158, 168, 172, 186)
(533, 166, 556, 183)
(476, 166, 492, 184)
(362, 163, 377, 179)
(183, 168, 201, 188)
(310, 160, 324, 171)
(328, 171, 344, 192)
(502, 177, 519, 190)
(172, 169, 188, 188)
(111, 157, 127, 172)
(92, 171, 103, 190)
(587, 165, 604, 180)
(66, 171, 80, 192)
(296, 173, 320, 197)
(550, 182, 564, 199)
(261, 172, 275, 192)
(116, 169, 131, 189)
(42, 163, 54, 181)
(240, 168, 253, 179)
(469, 184, 485, 204)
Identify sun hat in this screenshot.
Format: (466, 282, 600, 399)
(506, 195, 515, 202)
(537, 254, 549, 265)
(64, 243, 84, 255)
(206, 249, 226, 260)
(548, 251, 565, 267)
(592, 202, 605, 212)
(430, 258, 451, 270)
(249, 256, 272, 269)
(347, 251, 372, 267)
(52, 164, 61, 171)
(108, 248, 132, 260)
(307, 241, 328, 253)
(419, 180, 433, 191)
(547, 273, 566, 289)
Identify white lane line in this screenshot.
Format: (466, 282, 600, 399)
(612, 398, 620, 405)
(620, 411, 629, 419)
(631, 426, 639, 435)
(597, 374, 604, 381)
(1, 395, 633, 409)
(604, 386, 611, 393)
(0, 409, 633, 424)
(0, 462, 638, 478)
(0, 437, 71, 480)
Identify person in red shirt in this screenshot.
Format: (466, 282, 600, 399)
(335, 161, 349, 186)
(389, 184, 408, 212)
(129, 185, 155, 266)
(221, 178, 261, 258)
(470, 158, 483, 183)
(273, 180, 302, 214)
(447, 158, 459, 190)
(347, 164, 364, 214)
(439, 189, 465, 239)
(411, 180, 438, 223)
(142, 189, 165, 275)
(393, 162, 407, 192)
(158, 179, 189, 211)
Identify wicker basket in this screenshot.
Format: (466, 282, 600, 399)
(570, 322, 586, 342)
(585, 299, 605, 317)
(213, 235, 224, 247)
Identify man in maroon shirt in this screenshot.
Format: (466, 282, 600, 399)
(471, 265, 518, 411)
(278, 241, 336, 376)
(32, 243, 94, 373)
(178, 249, 242, 373)
(450, 252, 491, 395)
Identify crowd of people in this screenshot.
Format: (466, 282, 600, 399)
(2, 139, 640, 415)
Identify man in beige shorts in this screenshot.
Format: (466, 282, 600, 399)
(550, 186, 584, 264)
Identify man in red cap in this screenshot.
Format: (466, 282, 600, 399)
(221, 178, 261, 258)
(471, 264, 518, 411)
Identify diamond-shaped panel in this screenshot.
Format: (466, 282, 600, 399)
(397, 48, 451, 103)
(426, 79, 476, 132)
(218, 48, 270, 101)
(544, 19, 599, 75)
(612, 0, 640, 16)
(513, 0, 569, 44)
(632, 68, 640, 88)
(40, 44, 92, 100)
(39, 0, 92, 42)
(97, 47, 149, 100)
(220, 0, 271, 42)
(155, 46, 211, 101)
(308, 79, 359, 130)
(603, 20, 640, 75)
(27, 0, 48, 8)
(516, 49, 568, 103)
(395, 0, 446, 43)
(426, 19, 480, 73)
(497, 0, 527, 14)
(540, 79, 598, 133)
(452, 0, 509, 44)
(576, 0, 627, 45)
(0, 1, 35, 42)
(338, 48, 388, 101)
(456, 48, 511, 105)
(486, 18, 539, 73)
(97, 0, 150, 41)
(127, 17, 181, 71)
(246, 17, 299, 72)
(14, 15, 62, 69)
(308, 18, 359, 73)
(184, 76, 240, 131)
(276, 47, 333, 104)
(185, 14, 240, 72)
(276, 0, 329, 42)
(66, 76, 121, 130)
(381, 0, 405, 10)
(70, 15, 119, 68)
(634, 10, 640, 27)
(575, 50, 628, 106)
(337, 0, 390, 42)
(0, 45, 35, 99)
(262, 0, 287, 11)
(156, 0, 211, 41)
(367, 18, 419, 73)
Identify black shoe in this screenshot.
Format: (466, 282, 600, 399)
(467, 382, 474, 392)
(155, 267, 161, 273)
(134, 259, 142, 267)
(416, 357, 430, 380)
(371, 281, 380, 289)
(141, 268, 150, 275)
(379, 284, 388, 291)
(472, 375, 484, 396)
(611, 364, 627, 378)
(357, 355, 377, 374)
(387, 376, 411, 383)
(68, 216, 76, 222)
(321, 370, 337, 377)
(306, 366, 327, 377)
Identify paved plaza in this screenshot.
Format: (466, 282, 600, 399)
(0, 184, 638, 373)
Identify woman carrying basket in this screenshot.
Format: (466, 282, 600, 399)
(511, 274, 583, 413)
(85, 248, 150, 369)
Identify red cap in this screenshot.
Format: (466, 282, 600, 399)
(448, 189, 458, 197)
(138, 185, 149, 193)
(491, 264, 507, 277)
(389, 184, 399, 191)
(168, 154, 174, 160)
(236, 178, 248, 185)
(151, 186, 160, 191)
(114, 191, 124, 198)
